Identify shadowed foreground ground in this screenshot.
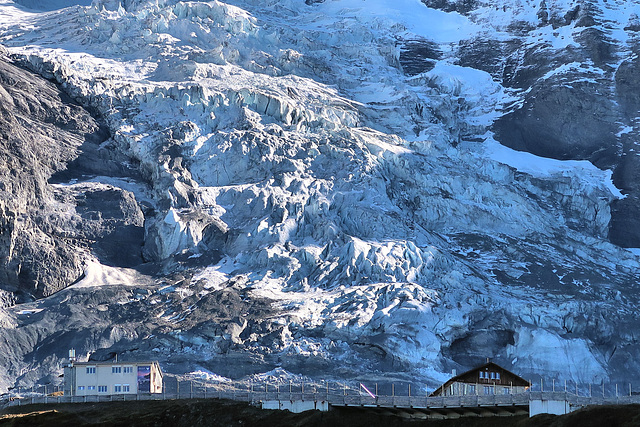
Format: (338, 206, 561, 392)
(2, 399, 640, 426)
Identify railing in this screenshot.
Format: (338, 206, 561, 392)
(6, 382, 640, 411)
(1, 389, 531, 409)
(528, 391, 640, 408)
(326, 392, 530, 408)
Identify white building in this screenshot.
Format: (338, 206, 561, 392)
(63, 358, 163, 396)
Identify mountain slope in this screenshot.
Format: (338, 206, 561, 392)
(0, 0, 639, 393)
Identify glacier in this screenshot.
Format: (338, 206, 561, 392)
(0, 0, 639, 394)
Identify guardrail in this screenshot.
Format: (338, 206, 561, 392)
(1, 390, 531, 409)
(5, 387, 640, 411)
(327, 392, 530, 408)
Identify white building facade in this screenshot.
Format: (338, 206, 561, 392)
(63, 361, 163, 396)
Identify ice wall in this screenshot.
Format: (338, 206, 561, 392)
(0, 0, 639, 389)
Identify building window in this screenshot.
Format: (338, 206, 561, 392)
(496, 372, 501, 380)
(98, 386, 108, 393)
(490, 372, 495, 379)
(479, 372, 484, 379)
(86, 367, 96, 374)
(114, 385, 122, 393)
(88, 386, 96, 391)
(123, 366, 133, 374)
(484, 386, 494, 395)
(123, 384, 130, 392)
(503, 387, 510, 394)
(112, 366, 122, 374)
(467, 385, 476, 395)
(78, 386, 85, 391)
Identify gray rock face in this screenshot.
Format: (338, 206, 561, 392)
(493, 81, 620, 166)
(445, 0, 640, 247)
(399, 38, 442, 76)
(0, 57, 145, 299)
(420, 0, 478, 15)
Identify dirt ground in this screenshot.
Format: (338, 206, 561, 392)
(2, 399, 640, 426)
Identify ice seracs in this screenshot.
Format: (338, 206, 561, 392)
(0, 0, 638, 393)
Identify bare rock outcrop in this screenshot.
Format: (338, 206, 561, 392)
(0, 57, 145, 299)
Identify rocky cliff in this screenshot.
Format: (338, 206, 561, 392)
(0, 51, 146, 300)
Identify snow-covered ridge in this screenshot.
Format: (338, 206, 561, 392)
(0, 0, 639, 391)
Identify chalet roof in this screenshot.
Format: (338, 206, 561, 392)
(430, 362, 529, 396)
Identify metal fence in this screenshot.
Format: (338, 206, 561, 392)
(3, 390, 531, 409)
(6, 379, 640, 411)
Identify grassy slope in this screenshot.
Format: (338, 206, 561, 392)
(2, 399, 640, 426)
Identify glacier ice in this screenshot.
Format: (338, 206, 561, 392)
(0, 0, 639, 392)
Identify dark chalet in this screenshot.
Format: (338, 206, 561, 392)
(431, 362, 530, 397)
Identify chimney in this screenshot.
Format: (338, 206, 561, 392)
(452, 369, 457, 376)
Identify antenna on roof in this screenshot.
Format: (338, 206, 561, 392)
(486, 357, 490, 363)
(69, 349, 76, 364)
